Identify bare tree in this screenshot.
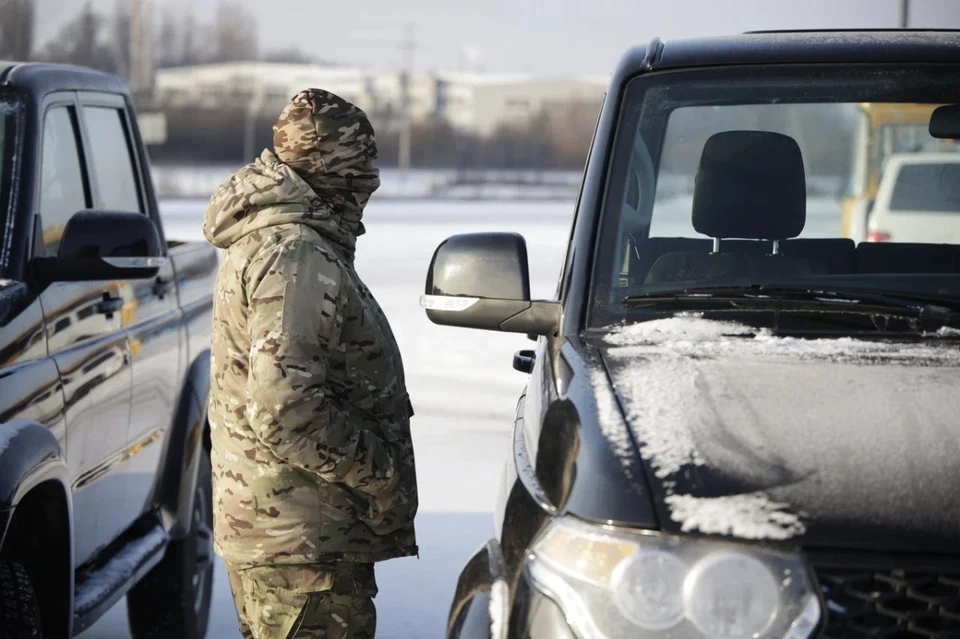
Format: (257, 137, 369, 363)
(182, 12, 200, 64)
(37, 1, 116, 73)
(155, 9, 179, 68)
(155, 9, 205, 68)
(212, 0, 259, 63)
(0, 0, 35, 60)
(112, 1, 132, 80)
(549, 100, 602, 162)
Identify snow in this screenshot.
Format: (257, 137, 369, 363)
(664, 492, 806, 541)
(604, 315, 960, 365)
(79, 197, 572, 638)
(600, 314, 960, 541)
(932, 326, 960, 337)
(74, 526, 167, 614)
(590, 367, 645, 487)
(489, 578, 509, 639)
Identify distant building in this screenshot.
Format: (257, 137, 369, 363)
(153, 62, 607, 135)
(439, 73, 608, 135)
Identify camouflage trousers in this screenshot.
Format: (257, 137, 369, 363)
(226, 562, 377, 639)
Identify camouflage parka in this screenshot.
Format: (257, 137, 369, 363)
(203, 89, 418, 567)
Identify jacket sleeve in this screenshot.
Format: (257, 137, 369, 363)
(243, 238, 399, 499)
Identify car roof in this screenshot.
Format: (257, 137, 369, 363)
(615, 30, 960, 77)
(0, 61, 128, 96)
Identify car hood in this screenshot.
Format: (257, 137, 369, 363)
(596, 316, 960, 552)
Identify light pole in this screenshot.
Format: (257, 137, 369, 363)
(398, 23, 415, 193)
(900, 0, 910, 28)
(244, 78, 265, 162)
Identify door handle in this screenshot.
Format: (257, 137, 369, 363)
(95, 295, 124, 317)
(152, 277, 174, 299)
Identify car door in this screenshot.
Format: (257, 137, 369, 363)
(34, 95, 133, 567)
(76, 94, 184, 534)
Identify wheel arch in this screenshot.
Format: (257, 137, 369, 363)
(153, 349, 210, 540)
(0, 419, 73, 639)
(447, 538, 509, 639)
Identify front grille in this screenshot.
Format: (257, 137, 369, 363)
(814, 567, 960, 638)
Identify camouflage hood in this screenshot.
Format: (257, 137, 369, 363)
(202, 89, 380, 256)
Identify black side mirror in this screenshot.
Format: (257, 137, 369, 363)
(32, 210, 164, 283)
(929, 104, 960, 139)
(420, 232, 559, 335)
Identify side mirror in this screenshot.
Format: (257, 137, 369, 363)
(420, 232, 560, 335)
(32, 210, 164, 283)
(930, 104, 960, 139)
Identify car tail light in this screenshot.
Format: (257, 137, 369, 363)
(867, 230, 892, 242)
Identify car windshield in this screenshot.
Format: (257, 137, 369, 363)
(590, 64, 960, 327)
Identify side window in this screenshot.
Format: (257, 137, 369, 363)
(39, 107, 88, 257)
(82, 106, 142, 212)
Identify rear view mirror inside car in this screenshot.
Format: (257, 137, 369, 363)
(929, 104, 960, 139)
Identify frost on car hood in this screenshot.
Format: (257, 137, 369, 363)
(597, 314, 960, 549)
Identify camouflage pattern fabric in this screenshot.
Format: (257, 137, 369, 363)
(203, 88, 418, 570)
(227, 563, 377, 639)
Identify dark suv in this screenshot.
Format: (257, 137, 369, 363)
(0, 63, 217, 638)
(422, 31, 960, 639)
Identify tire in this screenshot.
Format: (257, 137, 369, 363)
(127, 447, 214, 639)
(0, 561, 42, 638)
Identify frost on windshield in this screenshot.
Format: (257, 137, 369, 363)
(598, 314, 960, 541)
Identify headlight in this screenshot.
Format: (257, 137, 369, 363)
(526, 517, 821, 639)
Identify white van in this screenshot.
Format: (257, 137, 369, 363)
(868, 152, 960, 243)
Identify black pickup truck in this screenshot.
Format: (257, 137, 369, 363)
(0, 63, 217, 638)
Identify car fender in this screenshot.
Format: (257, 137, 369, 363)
(0, 418, 71, 515)
(153, 350, 210, 539)
(447, 539, 508, 639)
(0, 419, 74, 639)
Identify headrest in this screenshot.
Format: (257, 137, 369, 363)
(692, 131, 806, 240)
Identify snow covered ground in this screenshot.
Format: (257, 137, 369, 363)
(80, 193, 843, 638)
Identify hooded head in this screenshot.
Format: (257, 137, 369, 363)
(273, 89, 380, 190)
(202, 89, 380, 256)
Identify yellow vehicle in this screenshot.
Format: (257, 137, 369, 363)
(842, 102, 958, 241)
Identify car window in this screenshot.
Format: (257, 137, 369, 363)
(591, 65, 960, 327)
(39, 106, 89, 258)
(889, 163, 960, 213)
(82, 106, 142, 213)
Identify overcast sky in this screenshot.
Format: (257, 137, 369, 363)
(34, 0, 960, 75)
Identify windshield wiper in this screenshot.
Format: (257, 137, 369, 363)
(623, 285, 960, 329)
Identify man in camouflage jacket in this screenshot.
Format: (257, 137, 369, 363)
(203, 89, 418, 639)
